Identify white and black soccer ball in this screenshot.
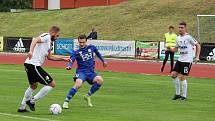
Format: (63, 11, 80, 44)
(49, 104, 62, 115)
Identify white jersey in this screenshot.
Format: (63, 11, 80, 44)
(176, 33, 197, 62)
(25, 33, 51, 66)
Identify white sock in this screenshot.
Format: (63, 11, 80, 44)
(174, 77, 180, 95)
(182, 80, 187, 98)
(31, 86, 53, 103)
(20, 87, 34, 109)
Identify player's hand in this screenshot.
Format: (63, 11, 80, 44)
(195, 57, 200, 64)
(63, 57, 70, 62)
(27, 52, 33, 60)
(170, 47, 175, 52)
(103, 62, 107, 68)
(65, 66, 72, 70)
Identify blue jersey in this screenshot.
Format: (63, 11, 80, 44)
(68, 45, 104, 72)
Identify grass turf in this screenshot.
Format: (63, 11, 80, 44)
(0, 64, 214, 121)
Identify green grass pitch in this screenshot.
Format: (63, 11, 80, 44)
(0, 64, 214, 121)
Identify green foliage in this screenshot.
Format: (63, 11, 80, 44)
(0, 0, 32, 12)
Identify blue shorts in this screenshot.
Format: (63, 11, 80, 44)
(73, 71, 97, 85)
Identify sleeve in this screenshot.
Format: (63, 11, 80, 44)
(93, 45, 104, 63)
(39, 33, 50, 43)
(188, 35, 198, 45)
(67, 52, 76, 67)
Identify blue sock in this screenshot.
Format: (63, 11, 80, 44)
(65, 87, 77, 102)
(88, 83, 101, 96)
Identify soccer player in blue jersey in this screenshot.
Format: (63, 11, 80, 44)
(62, 35, 107, 109)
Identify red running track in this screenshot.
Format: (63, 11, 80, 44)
(0, 54, 214, 78)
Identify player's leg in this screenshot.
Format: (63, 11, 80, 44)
(18, 63, 38, 112)
(18, 83, 37, 112)
(63, 73, 85, 109)
(161, 51, 170, 72)
(26, 66, 54, 111)
(84, 74, 104, 107)
(170, 51, 175, 72)
(31, 80, 55, 103)
(65, 79, 83, 102)
(180, 75, 187, 100)
(180, 62, 192, 100)
(87, 75, 104, 97)
(171, 61, 181, 100)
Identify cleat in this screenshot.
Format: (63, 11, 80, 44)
(62, 102, 69, 109)
(84, 95, 93, 107)
(180, 96, 187, 101)
(18, 109, 29, 113)
(26, 100, 35, 111)
(172, 95, 182, 100)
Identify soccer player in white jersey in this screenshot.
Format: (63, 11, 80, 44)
(18, 26, 69, 112)
(171, 22, 201, 100)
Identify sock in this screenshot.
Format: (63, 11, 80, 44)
(182, 80, 187, 98)
(65, 87, 77, 102)
(174, 77, 180, 95)
(87, 83, 101, 96)
(31, 86, 53, 103)
(20, 87, 34, 109)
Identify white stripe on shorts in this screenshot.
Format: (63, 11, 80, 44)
(34, 66, 48, 85)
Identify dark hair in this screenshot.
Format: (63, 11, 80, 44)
(179, 21, 187, 27)
(78, 34, 87, 41)
(169, 26, 174, 29)
(49, 26, 60, 32)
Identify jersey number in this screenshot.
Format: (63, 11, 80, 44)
(184, 67, 189, 74)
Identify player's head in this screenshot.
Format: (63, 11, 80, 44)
(92, 28, 95, 32)
(49, 26, 60, 41)
(179, 22, 187, 35)
(169, 26, 174, 33)
(78, 34, 87, 48)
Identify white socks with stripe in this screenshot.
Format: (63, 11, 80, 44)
(182, 80, 187, 98)
(20, 87, 34, 109)
(174, 77, 180, 95)
(31, 86, 53, 103)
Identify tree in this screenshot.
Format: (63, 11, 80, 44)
(0, 0, 32, 12)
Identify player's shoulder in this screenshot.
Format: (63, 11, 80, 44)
(88, 44, 97, 49)
(73, 49, 80, 53)
(176, 35, 180, 40)
(39, 33, 50, 38)
(184, 33, 193, 38)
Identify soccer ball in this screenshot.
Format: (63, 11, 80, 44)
(49, 104, 62, 115)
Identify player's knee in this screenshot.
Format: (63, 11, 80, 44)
(96, 76, 104, 85)
(30, 83, 38, 90)
(181, 75, 186, 81)
(75, 79, 83, 89)
(171, 72, 177, 79)
(48, 81, 56, 88)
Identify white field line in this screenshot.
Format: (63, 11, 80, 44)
(0, 112, 59, 121)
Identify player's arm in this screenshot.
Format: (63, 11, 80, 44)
(189, 36, 201, 63)
(28, 37, 43, 59)
(47, 51, 70, 61)
(66, 54, 76, 70)
(94, 46, 107, 67)
(195, 42, 201, 63)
